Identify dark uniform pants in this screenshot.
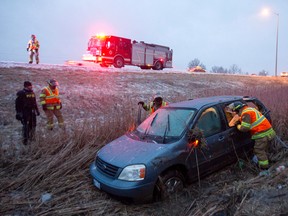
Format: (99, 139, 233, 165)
(22, 112, 36, 144)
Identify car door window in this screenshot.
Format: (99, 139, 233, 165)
(195, 107, 222, 137)
(223, 105, 235, 127)
(223, 100, 259, 128)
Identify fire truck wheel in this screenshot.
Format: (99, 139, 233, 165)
(153, 61, 163, 70)
(113, 57, 124, 68)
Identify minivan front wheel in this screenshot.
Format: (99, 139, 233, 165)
(154, 170, 185, 201)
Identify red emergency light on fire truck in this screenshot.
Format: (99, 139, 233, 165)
(82, 35, 173, 70)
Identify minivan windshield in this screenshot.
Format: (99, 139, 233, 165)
(136, 108, 195, 138)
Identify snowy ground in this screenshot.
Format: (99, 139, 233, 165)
(0, 61, 188, 73)
(1, 60, 287, 143)
(0, 61, 285, 152)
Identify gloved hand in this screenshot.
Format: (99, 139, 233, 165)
(16, 113, 23, 121)
(228, 114, 240, 127)
(42, 104, 47, 111)
(237, 124, 241, 130)
(26, 48, 29, 51)
(138, 101, 144, 106)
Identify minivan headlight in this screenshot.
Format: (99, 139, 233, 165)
(118, 164, 146, 181)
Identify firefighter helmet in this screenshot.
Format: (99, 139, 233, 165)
(31, 34, 36, 39)
(47, 79, 59, 87)
(227, 101, 245, 112)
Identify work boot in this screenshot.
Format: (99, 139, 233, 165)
(29, 61, 32, 64)
(23, 138, 28, 145)
(258, 163, 269, 170)
(251, 155, 258, 165)
(259, 170, 270, 176)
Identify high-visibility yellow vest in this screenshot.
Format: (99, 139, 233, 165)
(240, 106, 275, 139)
(40, 86, 61, 110)
(145, 101, 167, 114)
(27, 39, 40, 50)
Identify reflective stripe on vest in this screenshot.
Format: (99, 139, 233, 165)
(28, 39, 39, 50)
(252, 127, 276, 140)
(241, 107, 272, 139)
(41, 86, 61, 109)
(258, 160, 269, 166)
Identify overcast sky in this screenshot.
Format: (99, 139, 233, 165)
(0, 0, 287, 75)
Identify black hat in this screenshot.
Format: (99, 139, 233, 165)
(24, 81, 32, 87)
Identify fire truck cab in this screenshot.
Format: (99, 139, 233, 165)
(82, 35, 173, 70)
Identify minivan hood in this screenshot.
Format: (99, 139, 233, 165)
(98, 134, 168, 167)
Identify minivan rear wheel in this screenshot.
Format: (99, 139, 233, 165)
(154, 170, 185, 201)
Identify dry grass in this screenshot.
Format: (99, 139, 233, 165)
(1, 66, 288, 215)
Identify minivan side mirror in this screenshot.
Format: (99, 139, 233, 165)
(188, 139, 200, 148)
(187, 127, 206, 149)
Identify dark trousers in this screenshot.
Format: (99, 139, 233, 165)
(22, 111, 36, 144)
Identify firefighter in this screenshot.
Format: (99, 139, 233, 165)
(227, 101, 276, 169)
(138, 92, 168, 114)
(15, 81, 40, 145)
(40, 79, 64, 130)
(27, 34, 40, 64)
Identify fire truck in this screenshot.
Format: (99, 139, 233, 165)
(82, 35, 173, 70)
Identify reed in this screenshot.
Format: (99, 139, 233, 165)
(1, 67, 287, 215)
